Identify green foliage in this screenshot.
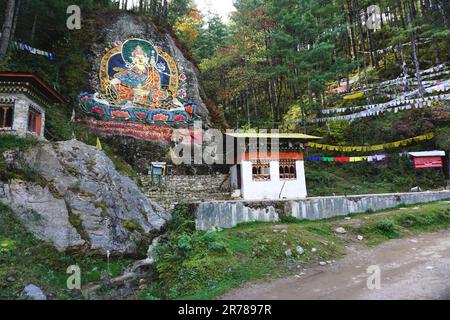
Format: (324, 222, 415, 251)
(145, 206, 344, 300)
(0, 135, 38, 153)
(144, 200, 449, 300)
(192, 15, 229, 62)
(375, 219, 397, 237)
(305, 150, 446, 197)
(123, 220, 144, 233)
(0, 135, 41, 183)
(0, 203, 131, 299)
(357, 202, 450, 245)
(279, 215, 302, 224)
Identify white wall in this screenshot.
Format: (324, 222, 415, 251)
(241, 160, 307, 200)
(6, 94, 46, 138)
(230, 165, 239, 189)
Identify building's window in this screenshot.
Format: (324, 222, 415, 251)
(0, 105, 14, 128)
(252, 162, 271, 181)
(280, 160, 297, 180)
(27, 108, 41, 135)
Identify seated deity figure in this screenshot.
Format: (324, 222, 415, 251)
(108, 44, 164, 109)
(79, 38, 197, 125)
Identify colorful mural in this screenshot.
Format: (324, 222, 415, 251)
(78, 38, 197, 127)
(80, 118, 198, 144)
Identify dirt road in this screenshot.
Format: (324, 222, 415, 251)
(220, 229, 450, 300)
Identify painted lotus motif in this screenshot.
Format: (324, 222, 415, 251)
(78, 38, 198, 129)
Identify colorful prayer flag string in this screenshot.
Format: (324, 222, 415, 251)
(306, 155, 388, 163)
(10, 41, 54, 61)
(307, 133, 435, 153)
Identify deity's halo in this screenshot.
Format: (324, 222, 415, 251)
(121, 38, 158, 65)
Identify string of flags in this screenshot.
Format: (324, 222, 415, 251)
(321, 90, 450, 115)
(0, 33, 55, 61)
(321, 89, 440, 115)
(306, 133, 434, 153)
(325, 64, 448, 97)
(342, 70, 449, 97)
(11, 41, 54, 60)
(306, 154, 389, 163)
(358, 39, 433, 56)
(309, 93, 450, 123)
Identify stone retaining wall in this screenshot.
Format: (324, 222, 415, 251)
(140, 174, 231, 210)
(195, 191, 450, 231)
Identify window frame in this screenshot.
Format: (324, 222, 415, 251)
(279, 160, 297, 180)
(0, 104, 14, 129)
(252, 161, 271, 181)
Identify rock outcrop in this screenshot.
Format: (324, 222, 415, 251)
(89, 11, 210, 121)
(0, 140, 170, 255)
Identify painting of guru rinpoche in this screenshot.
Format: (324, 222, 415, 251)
(79, 38, 196, 126)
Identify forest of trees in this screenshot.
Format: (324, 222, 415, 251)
(0, 0, 449, 130)
(190, 0, 450, 129)
(0, 0, 194, 57)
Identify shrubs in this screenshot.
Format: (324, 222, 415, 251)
(375, 219, 396, 235)
(279, 214, 301, 224)
(0, 135, 42, 183)
(358, 203, 450, 245)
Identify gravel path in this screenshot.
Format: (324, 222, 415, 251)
(220, 229, 450, 300)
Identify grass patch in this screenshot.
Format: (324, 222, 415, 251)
(123, 219, 145, 233)
(305, 158, 446, 197)
(141, 201, 449, 300)
(141, 205, 345, 300)
(0, 135, 41, 183)
(355, 201, 450, 245)
(0, 203, 132, 300)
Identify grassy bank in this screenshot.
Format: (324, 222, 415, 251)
(306, 157, 447, 197)
(1, 200, 448, 300)
(0, 203, 132, 300)
(0, 135, 39, 182)
(143, 200, 450, 300)
(352, 201, 450, 245)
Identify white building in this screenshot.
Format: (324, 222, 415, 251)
(0, 72, 64, 138)
(226, 132, 322, 201)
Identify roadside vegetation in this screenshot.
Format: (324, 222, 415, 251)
(353, 201, 450, 245)
(1, 198, 448, 300)
(142, 200, 450, 300)
(0, 135, 40, 183)
(0, 203, 132, 300)
(306, 156, 446, 197)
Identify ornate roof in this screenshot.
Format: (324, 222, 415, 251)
(0, 72, 64, 105)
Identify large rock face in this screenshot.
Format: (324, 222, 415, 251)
(92, 11, 209, 120)
(0, 140, 170, 255)
(76, 11, 214, 172)
(79, 11, 210, 143)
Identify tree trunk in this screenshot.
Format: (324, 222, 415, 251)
(11, 0, 21, 41)
(354, 0, 372, 104)
(364, 9, 377, 68)
(433, 38, 440, 65)
(0, 0, 16, 58)
(405, 0, 424, 98)
(443, 150, 449, 183)
(346, 0, 358, 60)
(30, 14, 37, 45)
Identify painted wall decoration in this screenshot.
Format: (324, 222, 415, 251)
(80, 118, 198, 143)
(78, 38, 197, 129)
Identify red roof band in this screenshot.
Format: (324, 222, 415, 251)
(0, 72, 65, 104)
